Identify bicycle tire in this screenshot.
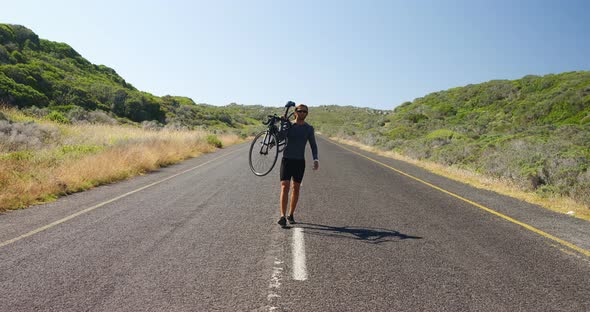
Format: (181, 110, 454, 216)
(249, 130, 279, 176)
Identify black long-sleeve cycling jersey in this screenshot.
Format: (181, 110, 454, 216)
(282, 122, 318, 161)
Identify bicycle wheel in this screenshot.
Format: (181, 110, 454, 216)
(249, 130, 279, 176)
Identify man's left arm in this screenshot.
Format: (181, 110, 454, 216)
(309, 126, 319, 170)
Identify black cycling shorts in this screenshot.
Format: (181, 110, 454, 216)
(280, 158, 306, 183)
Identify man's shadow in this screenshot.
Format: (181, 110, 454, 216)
(295, 222, 422, 244)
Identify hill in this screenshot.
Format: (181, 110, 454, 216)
(0, 24, 275, 133)
(311, 72, 590, 206)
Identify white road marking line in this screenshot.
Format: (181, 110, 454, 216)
(292, 227, 308, 281)
(0, 149, 240, 249)
(267, 257, 284, 311)
(269, 259, 284, 289)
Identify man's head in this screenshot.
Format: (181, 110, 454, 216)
(295, 104, 309, 121)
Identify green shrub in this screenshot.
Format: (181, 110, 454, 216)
(58, 144, 104, 157)
(0, 71, 49, 107)
(386, 126, 415, 140)
(430, 141, 477, 165)
(0, 150, 34, 160)
(426, 129, 464, 141)
(407, 113, 428, 123)
(46, 111, 70, 124)
(206, 134, 223, 148)
(0, 44, 11, 64)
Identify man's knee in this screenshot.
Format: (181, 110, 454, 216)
(292, 182, 301, 193)
(281, 181, 291, 192)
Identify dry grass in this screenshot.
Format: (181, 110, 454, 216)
(0, 108, 245, 212)
(219, 133, 242, 147)
(329, 137, 590, 221)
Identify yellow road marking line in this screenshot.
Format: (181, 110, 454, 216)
(325, 138, 590, 258)
(0, 149, 241, 249)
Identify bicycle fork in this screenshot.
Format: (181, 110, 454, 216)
(259, 131, 273, 155)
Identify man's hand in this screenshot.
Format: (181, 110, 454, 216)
(313, 160, 319, 170)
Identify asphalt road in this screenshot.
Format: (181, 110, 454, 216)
(1, 136, 589, 311)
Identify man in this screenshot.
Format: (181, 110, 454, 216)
(278, 103, 319, 227)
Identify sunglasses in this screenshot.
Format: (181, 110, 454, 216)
(296, 110, 308, 113)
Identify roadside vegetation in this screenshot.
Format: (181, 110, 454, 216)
(329, 137, 590, 220)
(311, 71, 590, 219)
(0, 107, 241, 212)
(0, 24, 270, 212)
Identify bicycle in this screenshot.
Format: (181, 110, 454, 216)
(249, 101, 295, 176)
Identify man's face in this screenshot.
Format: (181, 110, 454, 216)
(295, 107, 308, 120)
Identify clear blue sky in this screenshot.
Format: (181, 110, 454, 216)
(2, 0, 589, 110)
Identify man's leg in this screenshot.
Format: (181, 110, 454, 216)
(280, 180, 291, 217)
(289, 181, 301, 216)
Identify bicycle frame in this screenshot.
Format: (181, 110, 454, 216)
(258, 103, 294, 154)
(249, 101, 296, 176)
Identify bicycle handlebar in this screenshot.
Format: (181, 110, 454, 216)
(263, 114, 279, 125)
(262, 101, 296, 125)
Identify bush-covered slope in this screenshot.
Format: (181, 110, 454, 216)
(312, 72, 590, 205)
(0, 24, 272, 132)
(0, 24, 159, 119)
